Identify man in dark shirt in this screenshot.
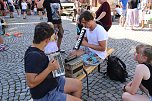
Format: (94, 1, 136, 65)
(43, 0, 64, 52)
(95, 0, 112, 31)
(24, 22, 82, 101)
(128, 0, 138, 9)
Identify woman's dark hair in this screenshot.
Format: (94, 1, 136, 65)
(79, 11, 94, 22)
(33, 22, 54, 44)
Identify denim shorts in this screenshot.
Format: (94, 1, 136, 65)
(33, 76, 66, 101)
(80, 47, 103, 66)
(121, 9, 127, 17)
(22, 9, 26, 13)
(150, 96, 152, 101)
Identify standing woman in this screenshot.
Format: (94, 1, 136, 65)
(72, 0, 80, 22)
(0, 0, 5, 16)
(122, 44, 152, 101)
(14, 0, 20, 17)
(36, 0, 44, 20)
(125, 0, 139, 30)
(7, 0, 14, 18)
(95, 0, 112, 31)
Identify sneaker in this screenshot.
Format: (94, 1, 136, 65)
(40, 17, 43, 20)
(57, 49, 65, 53)
(0, 44, 5, 51)
(23, 16, 26, 19)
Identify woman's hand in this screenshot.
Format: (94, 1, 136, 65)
(126, 81, 132, 86)
(123, 81, 132, 92)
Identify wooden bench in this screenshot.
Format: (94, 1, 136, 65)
(76, 48, 114, 96)
(62, 11, 72, 17)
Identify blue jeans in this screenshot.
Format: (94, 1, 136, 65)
(33, 76, 66, 101)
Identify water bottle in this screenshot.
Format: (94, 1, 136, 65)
(0, 21, 3, 35)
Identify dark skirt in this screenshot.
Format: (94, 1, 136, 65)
(14, 4, 19, 9)
(9, 6, 14, 12)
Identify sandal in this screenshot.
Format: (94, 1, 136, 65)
(14, 32, 22, 37)
(0, 44, 9, 52)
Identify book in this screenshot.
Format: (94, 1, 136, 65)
(48, 52, 65, 78)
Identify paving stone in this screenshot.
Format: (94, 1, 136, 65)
(110, 97, 117, 101)
(8, 97, 14, 101)
(1, 94, 9, 100)
(102, 96, 111, 101)
(105, 93, 113, 97)
(14, 96, 19, 100)
(19, 93, 26, 100)
(92, 95, 98, 99)
(94, 90, 100, 95)
(3, 88, 9, 92)
(100, 90, 107, 94)
(98, 93, 105, 98)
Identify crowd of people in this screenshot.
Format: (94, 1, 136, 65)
(0, 0, 46, 19)
(117, 0, 151, 29)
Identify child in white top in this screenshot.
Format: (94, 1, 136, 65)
(34, 5, 37, 15)
(44, 22, 58, 54)
(21, 0, 27, 19)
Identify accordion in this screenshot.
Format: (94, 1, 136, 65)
(48, 52, 65, 78)
(64, 56, 83, 78)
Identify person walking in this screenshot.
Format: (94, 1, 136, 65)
(124, 0, 139, 30)
(7, 0, 14, 18)
(43, 0, 65, 52)
(21, 0, 27, 19)
(95, 0, 112, 31)
(118, 0, 128, 27)
(72, 0, 80, 22)
(36, 0, 44, 20)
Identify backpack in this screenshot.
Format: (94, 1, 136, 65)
(106, 56, 128, 82)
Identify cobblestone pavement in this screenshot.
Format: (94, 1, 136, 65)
(0, 15, 152, 101)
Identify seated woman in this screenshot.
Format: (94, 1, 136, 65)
(122, 44, 152, 101)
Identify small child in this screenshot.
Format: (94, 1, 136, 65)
(44, 22, 58, 54)
(33, 5, 37, 15)
(115, 5, 122, 18)
(21, 0, 27, 19)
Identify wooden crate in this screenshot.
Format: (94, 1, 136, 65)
(65, 57, 83, 78)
